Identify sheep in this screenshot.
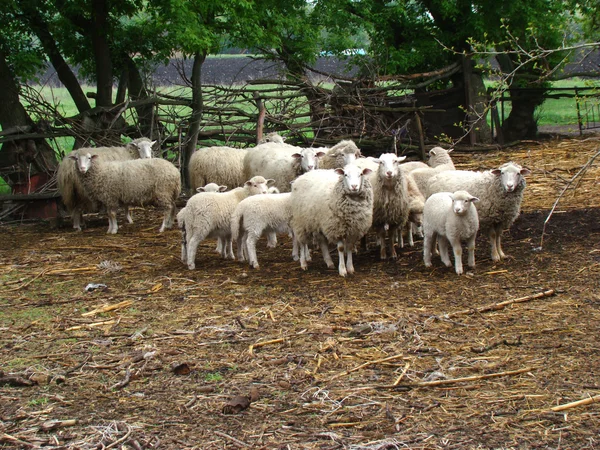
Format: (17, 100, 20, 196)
(189, 146, 247, 193)
(408, 147, 456, 195)
(426, 162, 531, 262)
(318, 140, 362, 170)
(243, 142, 326, 192)
(356, 153, 410, 260)
(178, 176, 274, 269)
(290, 164, 374, 277)
(197, 183, 227, 193)
(258, 132, 285, 144)
(231, 193, 305, 269)
(69, 152, 180, 234)
(423, 190, 480, 275)
(57, 138, 155, 230)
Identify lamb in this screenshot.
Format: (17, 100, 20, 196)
(400, 181, 426, 248)
(426, 162, 531, 262)
(243, 142, 326, 192)
(356, 153, 410, 260)
(197, 183, 227, 193)
(231, 193, 304, 269)
(178, 176, 274, 269)
(408, 147, 456, 195)
(290, 164, 374, 277)
(57, 138, 155, 230)
(69, 153, 180, 234)
(422, 190, 480, 275)
(318, 140, 362, 170)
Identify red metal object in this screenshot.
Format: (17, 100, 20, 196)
(11, 173, 58, 220)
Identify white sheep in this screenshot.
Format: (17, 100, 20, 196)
(189, 146, 247, 193)
(178, 176, 274, 269)
(243, 142, 326, 192)
(290, 164, 373, 277)
(408, 147, 456, 195)
(231, 193, 304, 269)
(356, 153, 410, 260)
(197, 183, 227, 193)
(318, 140, 362, 170)
(258, 132, 286, 144)
(57, 138, 155, 230)
(69, 152, 180, 234)
(423, 190, 480, 275)
(426, 162, 531, 262)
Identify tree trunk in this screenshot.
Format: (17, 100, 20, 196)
(126, 56, 157, 139)
(91, 0, 113, 108)
(182, 51, 207, 190)
(0, 48, 57, 185)
(464, 61, 492, 144)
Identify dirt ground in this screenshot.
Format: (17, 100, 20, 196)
(1, 136, 600, 449)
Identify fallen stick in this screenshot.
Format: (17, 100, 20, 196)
(328, 353, 407, 382)
(65, 319, 117, 331)
(445, 289, 556, 318)
(394, 367, 533, 389)
(214, 430, 250, 448)
(81, 300, 134, 317)
(3, 269, 48, 292)
(248, 338, 284, 355)
(551, 394, 600, 412)
(110, 368, 132, 390)
(47, 266, 98, 275)
(0, 433, 35, 448)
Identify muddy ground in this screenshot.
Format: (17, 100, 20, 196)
(1, 137, 600, 449)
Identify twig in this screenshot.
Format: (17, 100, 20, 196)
(2, 269, 48, 292)
(104, 423, 133, 449)
(328, 354, 407, 382)
(392, 362, 411, 386)
(248, 338, 284, 355)
(551, 394, 600, 412)
(0, 433, 35, 448)
(81, 300, 134, 317)
(539, 148, 600, 250)
(395, 367, 533, 388)
(65, 319, 117, 331)
(214, 430, 250, 448)
(109, 369, 132, 390)
(444, 289, 555, 318)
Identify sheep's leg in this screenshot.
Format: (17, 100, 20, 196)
(246, 233, 260, 269)
(388, 226, 399, 260)
(345, 240, 355, 275)
(299, 240, 309, 270)
(495, 224, 506, 259)
(423, 232, 434, 268)
(186, 234, 202, 270)
(451, 239, 463, 275)
(319, 236, 334, 269)
(337, 241, 348, 277)
(159, 205, 176, 232)
(438, 236, 452, 267)
(489, 228, 501, 262)
(215, 238, 223, 254)
(236, 232, 246, 262)
(125, 206, 134, 224)
(72, 208, 83, 231)
(225, 237, 235, 260)
(180, 227, 188, 263)
(291, 234, 300, 261)
(407, 224, 415, 247)
(399, 228, 405, 249)
(266, 232, 277, 249)
(377, 229, 387, 260)
(467, 234, 476, 269)
(107, 210, 118, 234)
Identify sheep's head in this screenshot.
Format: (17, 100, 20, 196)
(329, 140, 362, 166)
(292, 148, 326, 172)
(197, 183, 227, 193)
(69, 153, 98, 174)
(335, 164, 372, 195)
(245, 176, 275, 195)
(129, 138, 155, 159)
(428, 147, 453, 167)
(491, 162, 531, 193)
(450, 190, 479, 216)
(371, 153, 406, 183)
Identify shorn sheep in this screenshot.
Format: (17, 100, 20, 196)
(188, 133, 285, 193)
(423, 191, 480, 275)
(290, 164, 374, 277)
(231, 193, 302, 269)
(357, 153, 410, 260)
(426, 162, 531, 262)
(178, 176, 274, 269)
(69, 153, 180, 234)
(318, 140, 362, 170)
(243, 142, 326, 192)
(57, 138, 155, 230)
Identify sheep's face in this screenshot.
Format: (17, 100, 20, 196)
(69, 153, 97, 174)
(335, 165, 372, 194)
(293, 149, 326, 172)
(372, 153, 407, 182)
(492, 163, 531, 193)
(340, 149, 360, 166)
(245, 176, 275, 195)
(410, 211, 423, 226)
(131, 139, 155, 159)
(197, 183, 227, 193)
(450, 191, 479, 216)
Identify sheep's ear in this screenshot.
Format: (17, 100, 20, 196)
(150, 140, 157, 147)
(361, 168, 372, 176)
(429, 149, 437, 156)
(196, 187, 205, 192)
(218, 185, 227, 192)
(491, 168, 502, 176)
(266, 179, 276, 186)
(69, 154, 77, 160)
(291, 153, 302, 159)
(395, 156, 407, 163)
(90, 154, 99, 160)
(470, 196, 480, 203)
(371, 158, 381, 164)
(447, 148, 454, 153)
(520, 168, 531, 176)
(334, 168, 345, 175)
(245, 180, 253, 187)
(316, 151, 326, 158)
